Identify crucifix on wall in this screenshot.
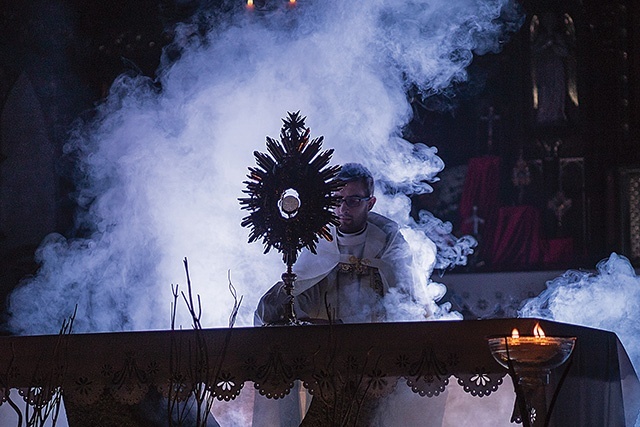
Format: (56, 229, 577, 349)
(480, 106, 500, 153)
(464, 205, 485, 236)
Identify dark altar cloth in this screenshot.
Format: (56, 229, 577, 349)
(0, 319, 637, 426)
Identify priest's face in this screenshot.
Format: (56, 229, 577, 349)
(335, 180, 376, 233)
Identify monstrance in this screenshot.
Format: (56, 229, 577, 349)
(239, 112, 342, 325)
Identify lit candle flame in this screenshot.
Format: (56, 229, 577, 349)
(289, 0, 296, 4)
(533, 322, 546, 338)
(511, 328, 520, 339)
(247, 0, 254, 8)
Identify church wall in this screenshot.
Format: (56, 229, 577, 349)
(0, 0, 638, 320)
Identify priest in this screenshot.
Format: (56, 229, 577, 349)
(255, 162, 430, 325)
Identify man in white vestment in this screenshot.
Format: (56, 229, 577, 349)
(252, 163, 441, 426)
(255, 162, 425, 325)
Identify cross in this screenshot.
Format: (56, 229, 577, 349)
(480, 106, 500, 152)
(464, 205, 485, 236)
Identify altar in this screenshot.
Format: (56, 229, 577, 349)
(0, 319, 638, 426)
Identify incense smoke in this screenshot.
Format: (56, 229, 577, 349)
(519, 253, 640, 427)
(520, 252, 640, 375)
(7, 0, 522, 334)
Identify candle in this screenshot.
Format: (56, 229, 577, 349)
(488, 323, 576, 372)
(509, 328, 520, 346)
(246, 0, 254, 10)
(507, 323, 552, 346)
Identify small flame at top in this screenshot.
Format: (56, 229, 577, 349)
(247, 0, 254, 8)
(533, 322, 546, 338)
(511, 328, 520, 339)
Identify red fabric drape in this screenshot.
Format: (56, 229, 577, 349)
(458, 156, 501, 260)
(458, 156, 501, 235)
(542, 237, 574, 268)
(490, 206, 543, 270)
(458, 156, 575, 270)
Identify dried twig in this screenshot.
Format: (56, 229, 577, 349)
(3, 306, 77, 427)
(168, 258, 242, 426)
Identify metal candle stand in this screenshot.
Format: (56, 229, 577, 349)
(487, 328, 576, 427)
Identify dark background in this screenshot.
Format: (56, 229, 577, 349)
(0, 0, 638, 312)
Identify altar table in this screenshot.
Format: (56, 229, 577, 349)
(0, 319, 637, 426)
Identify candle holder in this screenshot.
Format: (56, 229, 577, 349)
(487, 325, 576, 427)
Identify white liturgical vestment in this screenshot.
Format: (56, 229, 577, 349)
(254, 212, 426, 325)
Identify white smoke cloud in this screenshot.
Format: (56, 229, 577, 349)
(7, 0, 521, 334)
(519, 253, 640, 374)
(519, 253, 640, 426)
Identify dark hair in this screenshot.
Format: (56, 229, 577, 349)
(337, 163, 374, 196)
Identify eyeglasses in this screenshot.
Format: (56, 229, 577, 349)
(335, 196, 372, 208)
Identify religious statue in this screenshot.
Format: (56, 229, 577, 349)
(530, 12, 579, 127)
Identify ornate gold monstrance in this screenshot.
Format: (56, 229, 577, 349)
(239, 112, 342, 324)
